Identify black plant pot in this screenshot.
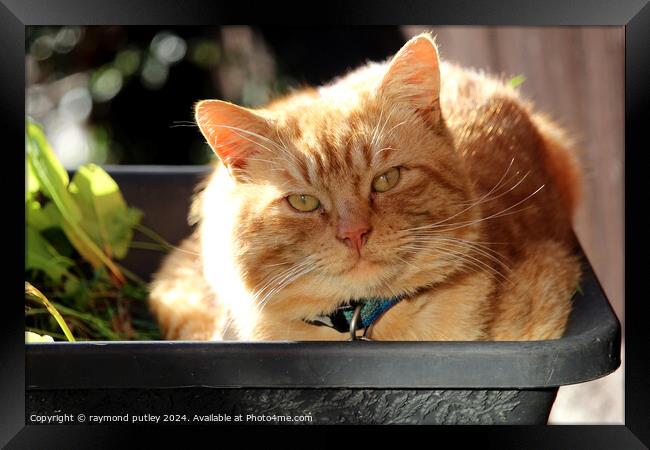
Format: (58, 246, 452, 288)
(26, 166, 621, 425)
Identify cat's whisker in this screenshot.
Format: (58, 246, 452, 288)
(251, 258, 317, 310)
(224, 261, 310, 337)
(401, 240, 510, 283)
(454, 169, 530, 209)
(161, 245, 201, 257)
(408, 233, 509, 260)
(264, 264, 316, 304)
(404, 204, 535, 239)
(209, 122, 305, 174)
(344, 129, 370, 150)
(169, 124, 198, 128)
(273, 124, 290, 151)
(454, 171, 519, 206)
(401, 245, 491, 282)
(454, 241, 510, 268)
(370, 103, 386, 150)
(214, 130, 280, 162)
(385, 119, 407, 139)
(375, 146, 395, 160)
(255, 262, 319, 316)
(262, 260, 301, 268)
(263, 261, 313, 294)
(426, 203, 538, 235)
(250, 265, 302, 306)
(374, 106, 396, 150)
(445, 247, 513, 285)
(253, 259, 313, 300)
(403, 184, 544, 234)
(245, 157, 279, 165)
(209, 123, 286, 153)
(453, 158, 518, 207)
(220, 314, 235, 340)
(411, 236, 511, 272)
(394, 254, 422, 271)
(170, 120, 198, 129)
(408, 157, 516, 232)
(376, 274, 402, 300)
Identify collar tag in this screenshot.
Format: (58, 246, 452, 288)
(310, 294, 405, 335)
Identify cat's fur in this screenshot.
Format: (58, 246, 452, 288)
(149, 33, 582, 341)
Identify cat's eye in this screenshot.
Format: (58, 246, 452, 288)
(372, 167, 401, 192)
(287, 194, 321, 212)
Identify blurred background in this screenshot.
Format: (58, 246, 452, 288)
(25, 26, 624, 424)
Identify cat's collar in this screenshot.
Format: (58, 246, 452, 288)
(307, 294, 406, 339)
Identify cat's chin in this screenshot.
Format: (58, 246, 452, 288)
(342, 258, 386, 283)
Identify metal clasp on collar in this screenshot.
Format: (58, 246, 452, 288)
(348, 304, 372, 341)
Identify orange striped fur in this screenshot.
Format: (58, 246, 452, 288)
(149, 33, 582, 341)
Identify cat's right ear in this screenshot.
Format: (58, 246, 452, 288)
(194, 100, 271, 174)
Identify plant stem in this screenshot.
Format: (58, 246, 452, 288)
(25, 282, 76, 342)
(133, 223, 177, 251)
(129, 241, 169, 252)
(114, 262, 147, 287)
(50, 301, 122, 340)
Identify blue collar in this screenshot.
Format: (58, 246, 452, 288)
(310, 294, 406, 334)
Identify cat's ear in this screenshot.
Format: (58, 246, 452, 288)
(195, 99, 270, 172)
(379, 33, 441, 123)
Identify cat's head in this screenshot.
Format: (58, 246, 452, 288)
(196, 34, 482, 309)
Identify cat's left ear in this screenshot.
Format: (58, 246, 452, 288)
(379, 33, 441, 123)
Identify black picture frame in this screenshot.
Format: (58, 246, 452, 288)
(4, 0, 648, 446)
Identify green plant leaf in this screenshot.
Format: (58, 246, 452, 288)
(25, 121, 80, 220)
(63, 275, 81, 296)
(26, 156, 41, 201)
(69, 164, 143, 260)
(508, 74, 526, 88)
(26, 150, 60, 232)
(26, 199, 60, 232)
(26, 121, 126, 284)
(25, 225, 75, 284)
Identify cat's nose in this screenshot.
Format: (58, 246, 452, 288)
(336, 223, 372, 255)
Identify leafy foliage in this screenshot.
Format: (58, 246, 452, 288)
(25, 120, 161, 341)
(507, 74, 526, 88)
(69, 164, 143, 260)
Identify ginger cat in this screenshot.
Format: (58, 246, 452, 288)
(149, 33, 582, 341)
